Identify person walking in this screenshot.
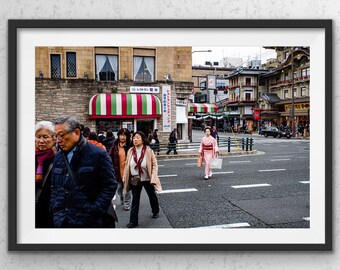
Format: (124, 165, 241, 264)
(50, 115, 117, 228)
(102, 130, 115, 152)
(198, 126, 219, 180)
(87, 132, 107, 151)
(166, 128, 178, 155)
(151, 129, 160, 155)
(35, 121, 57, 228)
(122, 131, 162, 228)
(109, 128, 132, 211)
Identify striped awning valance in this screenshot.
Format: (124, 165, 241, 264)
(188, 103, 218, 113)
(89, 93, 162, 119)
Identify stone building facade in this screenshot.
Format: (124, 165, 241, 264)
(35, 46, 193, 143)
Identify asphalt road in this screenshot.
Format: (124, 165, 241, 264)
(114, 130, 310, 229)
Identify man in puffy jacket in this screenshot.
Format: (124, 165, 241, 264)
(50, 115, 117, 228)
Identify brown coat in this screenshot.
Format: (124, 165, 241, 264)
(122, 146, 162, 192)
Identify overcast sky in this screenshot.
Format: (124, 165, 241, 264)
(192, 46, 277, 67)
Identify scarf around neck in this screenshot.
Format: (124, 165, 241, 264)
(132, 145, 146, 176)
(35, 146, 57, 183)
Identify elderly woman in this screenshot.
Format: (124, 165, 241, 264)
(122, 131, 162, 228)
(35, 121, 57, 228)
(198, 126, 219, 180)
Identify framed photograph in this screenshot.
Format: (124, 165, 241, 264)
(8, 19, 332, 251)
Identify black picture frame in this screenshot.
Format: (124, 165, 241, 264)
(8, 19, 332, 251)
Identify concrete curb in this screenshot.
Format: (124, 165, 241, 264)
(156, 150, 258, 160)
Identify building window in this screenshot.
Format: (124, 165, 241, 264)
(245, 93, 251, 100)
(95, 54, 118, 81)
(284, 90, 289, 99)
(293, 70, 297, 79)
(134, 56, 155, 82)
(294, 88, 297, 97)
(66, 52, 77, 77)
(302, 68, 310, 78)
(284, 72, 289, 81)
(50, 54, 61, 79)
(301, 87, 306, 96)
(245, 78, 251, 86)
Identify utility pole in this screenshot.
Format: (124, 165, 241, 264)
(291, 47, 295, 137)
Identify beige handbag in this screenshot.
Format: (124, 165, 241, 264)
(197, 156, 203, 168)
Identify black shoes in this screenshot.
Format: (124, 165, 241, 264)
(126, 222, 138, 228)
(152, 213, 159, 219)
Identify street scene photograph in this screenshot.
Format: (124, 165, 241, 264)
(34, 45, 310, 231)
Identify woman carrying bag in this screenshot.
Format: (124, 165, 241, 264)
(198, 126, 219, 180)
(122, 131, 162, 228)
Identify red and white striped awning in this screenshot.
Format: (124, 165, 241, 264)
(89, 93, 162, 119)
(188, 103, 218, 113)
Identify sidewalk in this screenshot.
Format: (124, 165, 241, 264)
(112, 189, 172, 229)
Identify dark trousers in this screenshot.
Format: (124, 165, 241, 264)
(166, 143, 177, 154)
(129, 181, 159, 225)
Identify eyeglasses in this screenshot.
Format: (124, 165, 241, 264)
(55, 131, 72, 140)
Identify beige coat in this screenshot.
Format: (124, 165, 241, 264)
(122, 146, 162, 192)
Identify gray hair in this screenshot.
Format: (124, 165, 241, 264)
(35, 121, 55, 135)
(52, 115, 81, 132)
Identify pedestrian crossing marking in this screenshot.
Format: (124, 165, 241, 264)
(299, 181, 310, 184)
(158, 188, 198, 194)
(158, 174, 177, 178)
(258, 169, 286, 172)
(193, 222, 251, 229)
(212, 171, 234, 174)
(303, 217, 310, 221)
(231, 183, 271, 189)
(270, 159, 290, 161)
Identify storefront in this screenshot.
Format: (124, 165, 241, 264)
(89, 93, 162, 136)
(188, 103, 218, 131)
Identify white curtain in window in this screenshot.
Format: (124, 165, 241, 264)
(96, 55, 107, 81)
(133, 57, 143, 81)
(107, 55, 118, 79)
(144, 57, 155, 81)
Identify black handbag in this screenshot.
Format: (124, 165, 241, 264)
(130, 175, 141, 186)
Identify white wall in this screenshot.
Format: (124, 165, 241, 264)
(1, 1, 339, 269)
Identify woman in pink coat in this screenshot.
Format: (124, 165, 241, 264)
(198, 126, 219, 180)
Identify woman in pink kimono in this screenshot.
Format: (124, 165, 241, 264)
(198, 126, 219, 180)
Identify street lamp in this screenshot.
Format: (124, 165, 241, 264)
(192, 50, 212, 54)
(192, 49, 212, 66)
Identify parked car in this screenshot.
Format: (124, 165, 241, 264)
(261, 126, 291, 138)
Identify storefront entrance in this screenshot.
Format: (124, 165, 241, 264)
(137, 120, 154, 137)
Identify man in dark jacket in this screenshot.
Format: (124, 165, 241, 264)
(51, 115, 117, 228)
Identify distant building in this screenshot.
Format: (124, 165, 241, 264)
(220, 57, 243, 68)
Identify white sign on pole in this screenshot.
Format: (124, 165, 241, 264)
(162, 85, 172, 132)
(207, 75, 216, 90)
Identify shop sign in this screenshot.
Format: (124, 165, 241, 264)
(130, 86, 160, 93)
(162, 85, 172, 132)
(176, 99, 187, 106)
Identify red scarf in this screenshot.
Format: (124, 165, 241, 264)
(35, 146, 57, 183)
(132, 145, 146, 176)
